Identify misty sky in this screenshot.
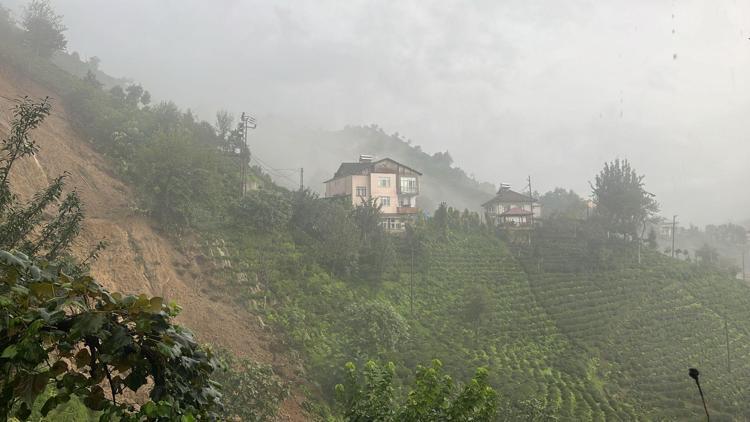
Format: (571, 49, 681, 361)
(4, 0, 750, 225)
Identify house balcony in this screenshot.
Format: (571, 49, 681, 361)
(397, 206, 419, 214)
(398, 187, 419, 195)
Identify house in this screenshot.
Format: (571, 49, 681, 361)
(481, 186, 541, 226)
(324, 155, 422, 231)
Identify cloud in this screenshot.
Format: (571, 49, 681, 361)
(3, 0, 749, 224)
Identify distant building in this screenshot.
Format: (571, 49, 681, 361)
(324, 155, 422, 231)
(482, 186, 541, 226)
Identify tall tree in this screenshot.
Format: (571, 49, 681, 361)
(540, 187, 588, 220)
(21, 0, 67, 58)
(591, 158, 659, 238)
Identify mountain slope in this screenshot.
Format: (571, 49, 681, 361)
(0, 64, 308, 421)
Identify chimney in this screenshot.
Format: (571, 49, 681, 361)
(359, 154, 374, 163)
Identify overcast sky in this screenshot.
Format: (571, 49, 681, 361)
(4, 0, 750, 225)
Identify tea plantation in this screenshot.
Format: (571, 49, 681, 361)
(517, 234, 750, 420)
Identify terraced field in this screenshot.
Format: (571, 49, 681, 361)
(387, 234, 641, 420)
(520, 236, 750, 420)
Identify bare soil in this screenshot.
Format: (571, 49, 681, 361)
(0, 65, 310, 421)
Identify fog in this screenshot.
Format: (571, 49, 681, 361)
(5, 0, 750, 225)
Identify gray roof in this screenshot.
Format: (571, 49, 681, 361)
(482, 189, 535, 208)
(325, 158, 422, 182)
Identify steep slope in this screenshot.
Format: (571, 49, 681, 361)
(0, 65, 308, 421)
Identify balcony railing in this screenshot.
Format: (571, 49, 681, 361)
(397, 207, 419, 214)
(398, 187, 419, 195)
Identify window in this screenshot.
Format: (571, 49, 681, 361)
(356, 186, 367, 197)
(383, 218, 400, 231)
(380, 196, 391, 207)
(378, 177, 390, 188)
(400, 197, 411, 207)
(400, 177, 417, 193)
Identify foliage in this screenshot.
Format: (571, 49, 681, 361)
(290, 190, 359, 277)
(0, 250, 221, 420)
(232, 189, 292, 234)
(539, 188, 588, 220)
(462, 284, 491, 339)
(0, 98, 222, 420)
(21, 0, 67, 58)
(130, 127, 232, 231)
(591, 158, 659, 237)
(0, 97, 83, 263)
(352, 198, 395, 284)
(212, 350, 289, 422)
(334, 360, 497, 421)
(343, 300, 409, 356)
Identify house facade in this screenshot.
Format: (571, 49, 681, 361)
(324, 155, 421, 231)
(482, 186, 541, 227)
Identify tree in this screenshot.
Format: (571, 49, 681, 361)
(696, 243, 719, 265)
(212, 350, 289, 421)
(22, 0, 67, 58)
(343, 300, 409, 356)
(539, 188, 588, 220)
(352, 198, 394, 283)
(591, 159, 659, 238)
(214, 110, 234, 144)
(125, 84, 144, 107)
(463, 285, 492, 340)
(335, 360, 498, 421)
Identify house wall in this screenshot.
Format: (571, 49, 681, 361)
(487, 202, 542, 218)
(370, 172, 398, 214)
(350, 175, 369, 206)
(325, 177, 349, 198)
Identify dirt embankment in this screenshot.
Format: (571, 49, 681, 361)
(0, 65, 308, 421)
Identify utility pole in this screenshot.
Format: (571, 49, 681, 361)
(527, 175, 535, 226)
(299, 167, 304, 191)
(410, 243, 414, 317)
(725, 318, 731, 373)
(742, 249, 746, 282)
(238, 112, 257, 197)
(671, 215, 678, 258)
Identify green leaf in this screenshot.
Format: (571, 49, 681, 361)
(1, 344, 18, 358)
(40, 395, 59, 416)
(148, 296, 164, 313)
(75, 348, 91, 368)
(71, 312, 105, 337)
(29, 282, 54, 299)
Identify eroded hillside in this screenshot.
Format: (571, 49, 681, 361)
(0, 64, 308, 421)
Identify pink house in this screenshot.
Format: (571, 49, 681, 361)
(324, 155, 421, 231)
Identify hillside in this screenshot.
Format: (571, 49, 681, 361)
(0, 64, 308, 421)
(516, 231, 750, 420)
(5, 6, 750, 420)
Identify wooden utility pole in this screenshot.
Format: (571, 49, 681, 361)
(742, 249, 746, 282)
(299, 167, 304, 191)
(725, 318, 731, 373)
(671, 215, 678, 258)
(410, 244, 414, 317)
(527, 175, 535, 226)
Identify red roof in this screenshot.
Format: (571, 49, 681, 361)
(501, 207, 533, 216)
